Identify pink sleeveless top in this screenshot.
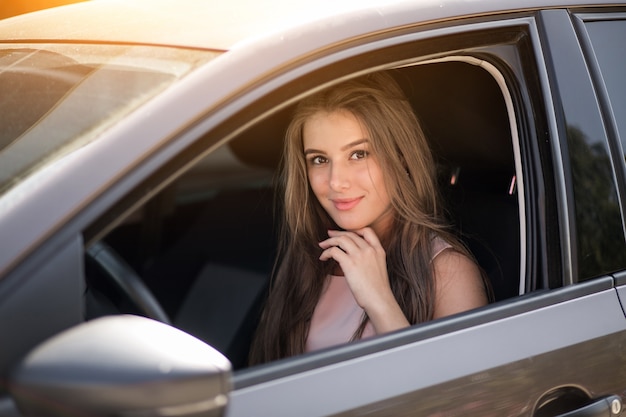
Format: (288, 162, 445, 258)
(305, 236, 451, 352)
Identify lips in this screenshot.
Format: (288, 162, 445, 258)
(331, 197, 363, 211)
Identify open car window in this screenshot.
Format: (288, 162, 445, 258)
(83, 53, 523, 370)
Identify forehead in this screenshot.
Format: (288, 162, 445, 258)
(302, 110, 368, 144)
(302, 110, 368, 152)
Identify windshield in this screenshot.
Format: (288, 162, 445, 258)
(0, 43, 219, 196)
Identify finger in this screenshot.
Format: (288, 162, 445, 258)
(319, 246, 350, 262)
(326, 230, 369, 249)
(354, 227, 383, 248)
(318, 237, 355, 255)
(319, 235, 363, 253)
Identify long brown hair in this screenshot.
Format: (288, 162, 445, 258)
(249, 71, 477, 364)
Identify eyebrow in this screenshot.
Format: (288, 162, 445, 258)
(303, 138, 369, 155)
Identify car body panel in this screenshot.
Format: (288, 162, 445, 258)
(0, 235, 84, 377)
(228, 280, 626, 416)
(0, 0, 622, 51)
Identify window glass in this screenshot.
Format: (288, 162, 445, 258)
(0, 44, 218, 198)
(584, 18, 626, 148)
(567, 125, 625, 279)
(582, 17, 626, 276)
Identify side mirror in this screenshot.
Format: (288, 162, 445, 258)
(9, 315, 232, 417)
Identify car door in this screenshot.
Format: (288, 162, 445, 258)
(223, 9, 626, 416)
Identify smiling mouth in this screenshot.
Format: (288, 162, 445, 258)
(331, 197, 363, 211)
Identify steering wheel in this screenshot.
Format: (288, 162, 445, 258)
(86, 241, 171, 325)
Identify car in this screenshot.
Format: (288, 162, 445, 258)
(1, 0, 626, 415)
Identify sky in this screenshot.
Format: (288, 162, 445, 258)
(0, 0, 86, 20)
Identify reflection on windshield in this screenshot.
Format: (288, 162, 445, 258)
(0, 49, 92, 146)
(0, 44, 218, 197)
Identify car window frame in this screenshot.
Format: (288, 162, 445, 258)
(77, 19, 539, 301)
(76, 14, 552, 370)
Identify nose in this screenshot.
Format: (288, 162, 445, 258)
(329, 162, 350, 191)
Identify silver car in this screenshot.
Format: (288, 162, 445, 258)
(1, 0, 626, 415)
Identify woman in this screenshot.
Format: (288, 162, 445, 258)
(249, 71, 489, 364)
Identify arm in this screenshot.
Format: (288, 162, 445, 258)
(318, 229, 488, 335)
(362, 248, 488, 328)
(431, 249, 488, 319)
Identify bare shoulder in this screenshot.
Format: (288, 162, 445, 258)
(431, 249, 488, 319)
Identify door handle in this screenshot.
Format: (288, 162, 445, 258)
(557, 395, 622, 417)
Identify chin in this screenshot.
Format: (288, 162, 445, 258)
(334, 221, 367, 232)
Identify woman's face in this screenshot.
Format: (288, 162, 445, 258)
(302, 109, 393, 236)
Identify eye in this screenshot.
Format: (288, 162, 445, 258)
(350, 150, 369, 160)
(308, 155, 328, 165)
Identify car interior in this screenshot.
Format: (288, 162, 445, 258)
(84, 60, 520, 370)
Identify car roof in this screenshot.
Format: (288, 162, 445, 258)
(0, 0, 620, 51)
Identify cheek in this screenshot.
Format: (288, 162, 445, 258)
(307, 169, 327, 197)
(367, 166, 391, 202)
